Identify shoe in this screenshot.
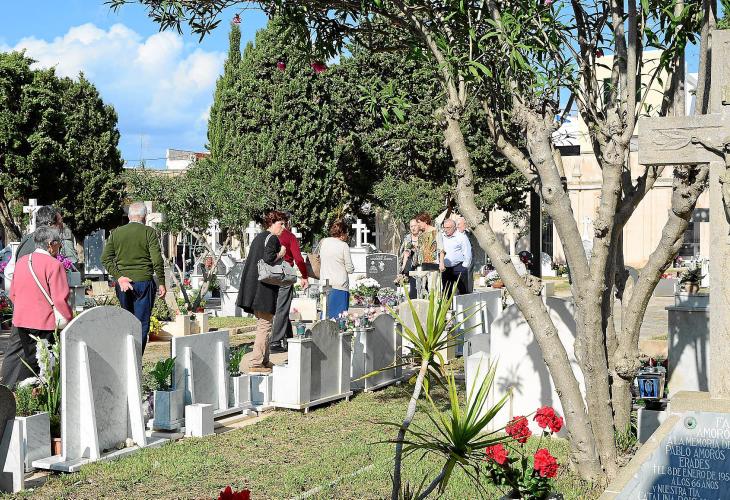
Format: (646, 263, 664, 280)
(249, 365, 273, 374)
(264, 361, 275, 369)
(269, 342, 287, 353)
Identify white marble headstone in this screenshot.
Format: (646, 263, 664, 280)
(351, 314, 402, 391)
(488, 297, 585, 434)
(172, 330, 230, 414)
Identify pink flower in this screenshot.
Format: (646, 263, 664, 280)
(276, 61, 286, 71)
(310, 61, 327, 74)
(232, 14, 241, 24)
(544, 0, 553, 5)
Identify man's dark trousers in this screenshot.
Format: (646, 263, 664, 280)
(116, 280, 156, 351)
(442, 263, 469, 296)
(271, 284, 294, 345)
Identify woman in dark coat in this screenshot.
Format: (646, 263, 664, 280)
(236, 210, 287, 372)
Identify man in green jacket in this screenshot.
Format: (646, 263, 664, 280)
(102, 202, 166, 350)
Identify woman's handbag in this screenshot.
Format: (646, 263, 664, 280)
(28, 254, 69, 330)
(305, 241, 321, 279)
(257, 234, 298, 286)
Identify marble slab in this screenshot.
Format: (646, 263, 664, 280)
(351, 314, 402, 391)
(172, 330, 230, 415)
(0, 419, 24, 493)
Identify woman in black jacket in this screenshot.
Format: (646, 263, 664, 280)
(236, 210, 287, 373)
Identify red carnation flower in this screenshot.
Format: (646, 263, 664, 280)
(276, 61, 286, 71)
(310, 61, 327, 74)
(505, 416, 532, 444)
(485, 443, 509, 465)
(548, 415, 563, 433)
(534, 406, 556, 429)
(533, 448, 559, 478)
(219, 485, 251, 500)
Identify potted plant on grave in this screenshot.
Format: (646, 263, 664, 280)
(208, 274, 221, 298)
(227, 345, 251, 408)
(0, 291, 12, 331)
(21, 331, 62, 455)
(483, 408, 565, 499)
(351, 277, 381, 306)
(13, 383, 52, 469)
(679, 266, 704, 294)
(150, 357, 184, 430)
(376, 287, 399, 307)
(486, 270, 504, 289)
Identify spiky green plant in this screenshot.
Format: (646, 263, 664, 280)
(397, 363, 510, 498)
(385, 278, 481, 500)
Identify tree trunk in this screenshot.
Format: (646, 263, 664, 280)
(444, 112, 604, 481)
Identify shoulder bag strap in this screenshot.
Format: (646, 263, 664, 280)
(28, 254, 54, 307)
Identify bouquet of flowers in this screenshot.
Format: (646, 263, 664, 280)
(337, 307, 384, 331)
(485, 270, 502, 287)
(0, 291, 12, 330)
(483, 407, 563, 499)
(376, 287, 399, 307)
(56, 253, 76, 272)
(351, 277, 381, 306)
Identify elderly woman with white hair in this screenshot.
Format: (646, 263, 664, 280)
(102, 201, 166, 351)
(0, 226, 72, 387)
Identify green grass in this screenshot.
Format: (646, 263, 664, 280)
(209, 316, 257, 330)
(17, 384, 600, 499)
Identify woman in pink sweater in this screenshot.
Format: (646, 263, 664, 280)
(0, 226, 72, 387)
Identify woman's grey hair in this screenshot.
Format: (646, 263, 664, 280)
(34, 226, 62, 249)
(127, 202, 148, 220)
(36, 206, 61, 227)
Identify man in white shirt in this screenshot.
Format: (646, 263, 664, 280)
(439, 218, 472, 295)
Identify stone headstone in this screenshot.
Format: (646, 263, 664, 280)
(172, 330, 232, 417)
(0, 387, 15, 444)
(33, 307, 155, 473)
(612, 409, 730, 498)
(366, 253, 398, 288)
(397, 298, 430, 354)
(351, 314, 402, 391)
(667, 301, 710, 396)
(83, 229, 106, 276)
(272, 321, 352, 410)
(540, 252, 556, 277)
(0, 385, 23, 493)
(220, 259, 245, 317)
(454, 290, 502, 360)
(488, 297, 585, 434)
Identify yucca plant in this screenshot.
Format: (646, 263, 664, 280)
(385, 279, 481, 500)
(391, 362, 509, 499)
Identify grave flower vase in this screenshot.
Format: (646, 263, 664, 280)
(152, 389, 184, 430)
(229, 375, 250, 408)
(16, 411, 52, 469)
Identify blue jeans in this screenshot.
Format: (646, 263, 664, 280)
(116, 280, 156, 351)
(327, 289, 350, 319)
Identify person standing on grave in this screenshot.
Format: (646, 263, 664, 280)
(1, 226, 72, 387)
(320, 220, 354, 319)
(270, 215, 309, 352)
(439, 218, 472, 296)
(101, 202, 166, 351)
(398, 219, 421, 299)
(237, 210, 288, 373)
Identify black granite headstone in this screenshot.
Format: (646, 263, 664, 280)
(366, 253, 398, 288)
(619, 411, 730, 498)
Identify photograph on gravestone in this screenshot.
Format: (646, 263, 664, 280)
(365, 253, 398, 288)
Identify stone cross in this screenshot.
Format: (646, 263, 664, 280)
(245, 221, 260, 248)
(291, 226, 302, 240)
(22, 199, 39, 233)
(208, 219, 220, 254)
(637, 30, 730, 399)
(581, 216, 593, 241)
(351, 219, 370, 248)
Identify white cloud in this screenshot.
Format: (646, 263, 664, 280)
(2, 23, 225, 165)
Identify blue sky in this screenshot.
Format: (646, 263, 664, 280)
(1, 1, 268, 168)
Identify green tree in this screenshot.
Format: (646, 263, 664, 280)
(0, 51, 124, 245)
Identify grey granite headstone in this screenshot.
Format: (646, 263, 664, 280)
(83, 229, 106, 276)
(619, 411, 730, 498)
(351, 314, 402, 391)
(172, 330, 230, 414)
(0, 387, 15, 444)
(310, 321, 348, 402)
(366, 253, 398, 288)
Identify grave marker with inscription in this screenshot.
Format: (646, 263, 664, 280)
(366, 253, 398, 288)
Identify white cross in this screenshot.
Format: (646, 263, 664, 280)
(208, 218, 221, 254)
(245, 221, 261, 247)
(351, 219, 370, 248)
(291, 226, 303, 239)
(373, 224, 384, 251)
(22, 199, 40, 233)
